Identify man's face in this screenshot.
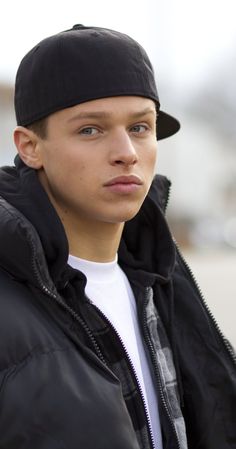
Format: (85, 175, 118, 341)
(37, 96, 157, 227)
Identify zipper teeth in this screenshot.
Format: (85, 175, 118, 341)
(31, 249, 107, 366)
(165, 181, 236, 366)
(163, 178, 171, 214)
(31, 246, 162, 448)
(43, 284, 107, 365)
(88, 302, 156, 449)
(176, 243, 236, 365)
(38, 270, 156, 449)
(143, 288, 180, 449)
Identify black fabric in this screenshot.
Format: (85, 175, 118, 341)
(0, 156, 68, 286)
(0, 269, 141, 449)
(14, 24, 180, 140)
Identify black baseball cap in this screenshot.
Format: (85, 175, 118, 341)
(14, 24, 180, 140)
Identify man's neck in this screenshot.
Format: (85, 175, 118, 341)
(63, 216, 124, 263)
(38, 172, 124, 262)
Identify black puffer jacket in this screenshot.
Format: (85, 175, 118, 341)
(0, 157, 235, 449)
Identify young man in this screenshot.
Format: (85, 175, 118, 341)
(0, 24, 235, 449)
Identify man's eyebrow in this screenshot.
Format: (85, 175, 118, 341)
(67, 107, 156, 123)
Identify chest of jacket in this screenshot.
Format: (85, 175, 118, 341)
(0, 269, 144, 449)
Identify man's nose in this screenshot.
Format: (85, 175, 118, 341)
(109, 130, 138, 166)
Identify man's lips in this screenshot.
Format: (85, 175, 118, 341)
(104, 175, 143, 187)
(103, 175, 143, 194)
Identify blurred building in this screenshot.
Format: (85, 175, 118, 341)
(157, 50, 236, 249)
(0, 84, 16, 165)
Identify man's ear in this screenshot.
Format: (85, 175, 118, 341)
(14, 126, 43, 169)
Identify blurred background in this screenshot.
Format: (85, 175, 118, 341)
(0, 0, 235, 347)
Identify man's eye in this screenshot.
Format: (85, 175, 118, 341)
(79, 127, 98, 136)
(130, 124, 148, 133)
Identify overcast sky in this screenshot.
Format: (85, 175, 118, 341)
(1, 0, 236, 97)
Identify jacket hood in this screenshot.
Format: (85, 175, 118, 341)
(0, 156, 176, 290)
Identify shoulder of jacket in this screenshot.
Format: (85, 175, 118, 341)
(0, 267, 69, 374)
(0, 196, 56, 293)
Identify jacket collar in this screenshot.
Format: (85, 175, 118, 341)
(0, 157, 176, 290)
(0, 156, 68, 286)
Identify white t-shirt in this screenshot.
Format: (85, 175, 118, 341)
(68, 254, 163, 449)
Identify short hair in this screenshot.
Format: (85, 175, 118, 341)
(26, 116, 48, 139)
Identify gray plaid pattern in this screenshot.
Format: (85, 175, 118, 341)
(79, 285, 188, 449)
(145, 287, 188, 449)
(80, 300, 153, 449)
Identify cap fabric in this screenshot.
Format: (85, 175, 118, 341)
(14, 24, 180, 140)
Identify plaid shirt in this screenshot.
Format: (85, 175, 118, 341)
(77, 283, 188, 449)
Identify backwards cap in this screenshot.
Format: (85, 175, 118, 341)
(14, 24, 180, 140)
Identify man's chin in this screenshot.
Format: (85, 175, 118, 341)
(109, 209, 142, 224)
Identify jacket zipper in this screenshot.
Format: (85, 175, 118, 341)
(87, 301, 156, 449)
(30, 246, 107, 366)
(164, 183, 236, 366)
(176, 244, 236, 365)
(32, 251, 156, 448)
(142, 287, 180, 449)
(31, 244, 156, 447)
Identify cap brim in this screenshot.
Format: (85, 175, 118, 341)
(157, 110, 180, 140)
